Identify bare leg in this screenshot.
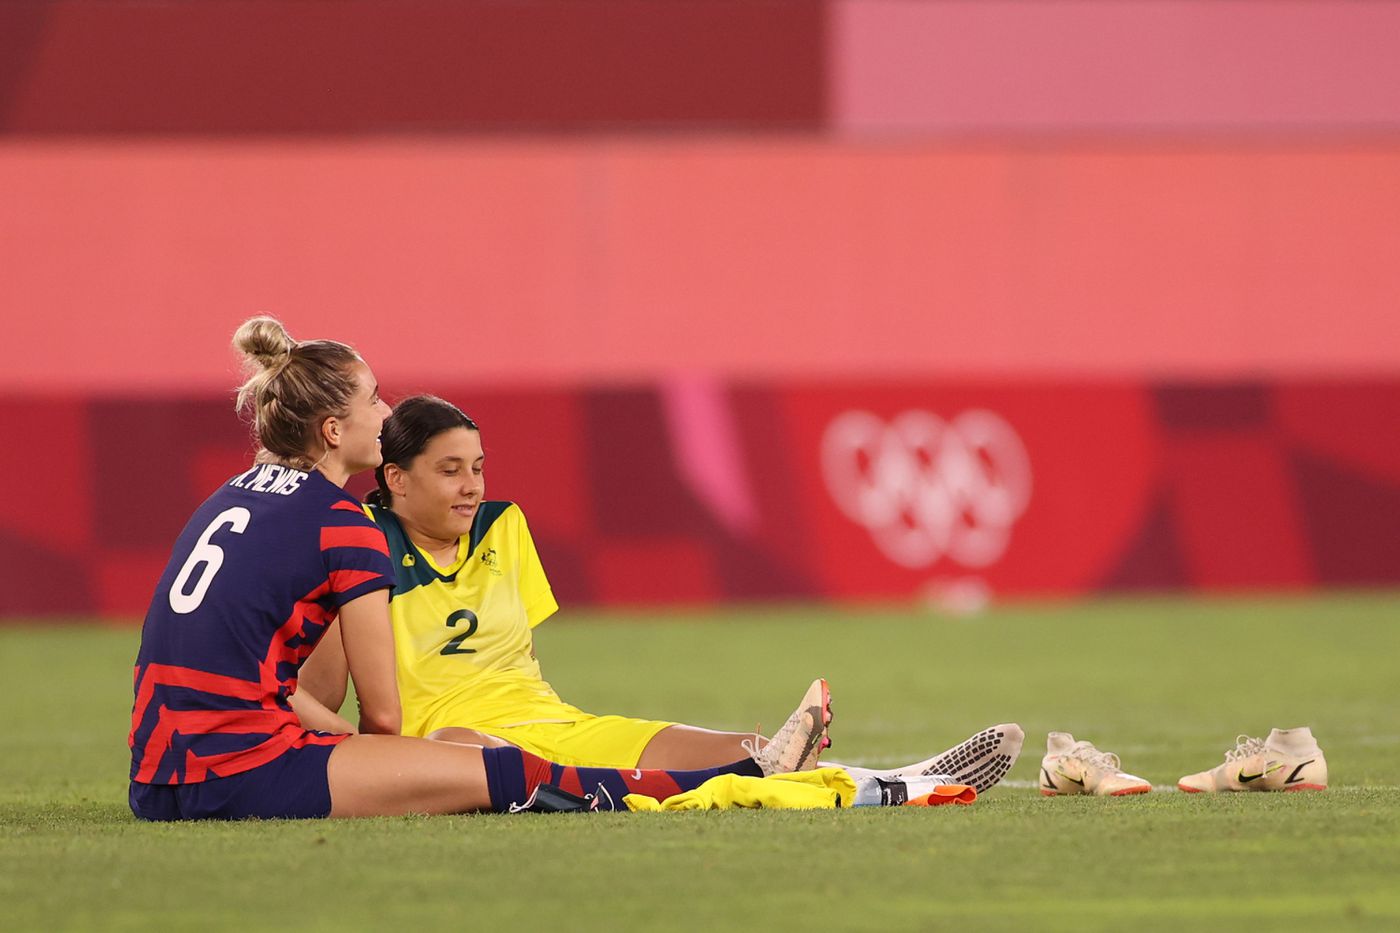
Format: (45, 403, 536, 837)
(635, 725, 764, 770)
(426, 726, 512, 749)
(328, 733, 793, 817)
(431, 722, 767, 770)
(428, 721, 766, 770)
(326, 733, 496, 817)
(431, 722, 765, 770)
(638, 678, 830, 774)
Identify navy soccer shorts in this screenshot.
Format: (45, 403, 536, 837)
(129, 739, 342, 821)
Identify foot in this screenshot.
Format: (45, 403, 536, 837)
(1178, 727, 1328, 793)
(1039, 732, 1151, 797)
(886, 723, 1024, 793)
(746, 678, 832, 776)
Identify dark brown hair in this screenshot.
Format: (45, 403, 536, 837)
(367, 395, 479, 507)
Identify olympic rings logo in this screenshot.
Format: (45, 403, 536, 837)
(820, 410, 1032, 570)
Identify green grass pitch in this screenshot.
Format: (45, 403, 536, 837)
(3, 593, 1398, 931)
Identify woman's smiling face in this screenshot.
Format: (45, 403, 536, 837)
(386, 426, 485, 544)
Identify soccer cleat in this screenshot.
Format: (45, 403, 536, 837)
(745, 678, 833, 777)
(1039, 732, 1151, 797)
(1178, 727, 1328, 793)
(881, 723, 1024, 793)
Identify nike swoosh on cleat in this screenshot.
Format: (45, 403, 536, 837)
(1284, 760, 1316, 784)
(1238, 762, 1284, 783)
(1056, 769, 1085, 787)
(794, 705, 825, 768)
(1040, 767, 1058, 791)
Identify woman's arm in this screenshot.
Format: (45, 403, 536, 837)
(289, 688, 357, 734)
(298, 619, 350, 712)
(338, 588, 403, 736)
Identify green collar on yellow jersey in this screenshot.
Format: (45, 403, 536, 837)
(369, 501, 512, 596)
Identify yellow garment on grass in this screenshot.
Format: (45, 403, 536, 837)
(625, 768, 856, 812)
(624, 769, 979, 811)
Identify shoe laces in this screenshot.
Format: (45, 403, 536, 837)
(739, 734, 762, 761)
(1066, 743, 1121, 773)
(1224, 735, 1266, 762)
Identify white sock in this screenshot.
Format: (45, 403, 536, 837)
(851, 774, 957, 807)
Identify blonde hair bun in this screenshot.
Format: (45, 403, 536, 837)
(233, 316, 297, 371)
(230, 316, 364, 469)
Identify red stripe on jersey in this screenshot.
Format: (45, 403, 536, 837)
(135, 663, 266, 700)
(320, 524, 389, 555)
(136, 706, 302, 782)
(328, 568, 386, 595)
(163, 707, 293, 733)
(135, 708, 177, 782)
(258, 570, 350, 695)
(330, 500, 367, 514)
(301, 578, 332, 604)
(182, 726, 302, 783)
(264, 612, 300, 692)
(181, 726, 350, 782)
(130, 663, 271, 747)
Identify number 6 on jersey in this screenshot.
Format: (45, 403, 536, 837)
(168, 507, 252, 614)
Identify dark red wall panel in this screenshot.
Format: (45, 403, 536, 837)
(0, 0, 824, 134)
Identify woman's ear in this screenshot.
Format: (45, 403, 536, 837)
(384, 462, 408, 497)
(319, 415, 343, 450)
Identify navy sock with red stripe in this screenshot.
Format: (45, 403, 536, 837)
(479, 746, 763, 812)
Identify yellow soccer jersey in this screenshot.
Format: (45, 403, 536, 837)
(369, 502, 582, 737)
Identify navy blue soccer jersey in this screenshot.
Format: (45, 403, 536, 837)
(129, 463, 393, 784)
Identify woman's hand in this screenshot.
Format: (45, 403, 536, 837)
(289, 688, 357, 734)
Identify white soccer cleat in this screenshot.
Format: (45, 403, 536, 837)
(1178, 727, 1328, 793)
(1039, 732, 1151, 797)
(746, 678, 833, 777)
(883, 723, 1024, 793)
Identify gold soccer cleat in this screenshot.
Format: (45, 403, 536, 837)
(1178, 727, 1328, 793)
(745, 678, 833, 777)
(1039, 732, 1152, 797)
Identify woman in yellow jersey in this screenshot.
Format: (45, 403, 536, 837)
(300, 395, 1023, 789)
(299, 396, 827, 772)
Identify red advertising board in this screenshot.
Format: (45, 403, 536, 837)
(5, 378, 1398, 618)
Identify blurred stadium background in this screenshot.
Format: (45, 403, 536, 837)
(3, 0, 1399, 619)
(6, 6, 1400, 930)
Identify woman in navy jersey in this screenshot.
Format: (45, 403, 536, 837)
(127, 317, 830, 820)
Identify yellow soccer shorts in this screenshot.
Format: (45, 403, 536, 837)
(476, 715, 676, 768)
